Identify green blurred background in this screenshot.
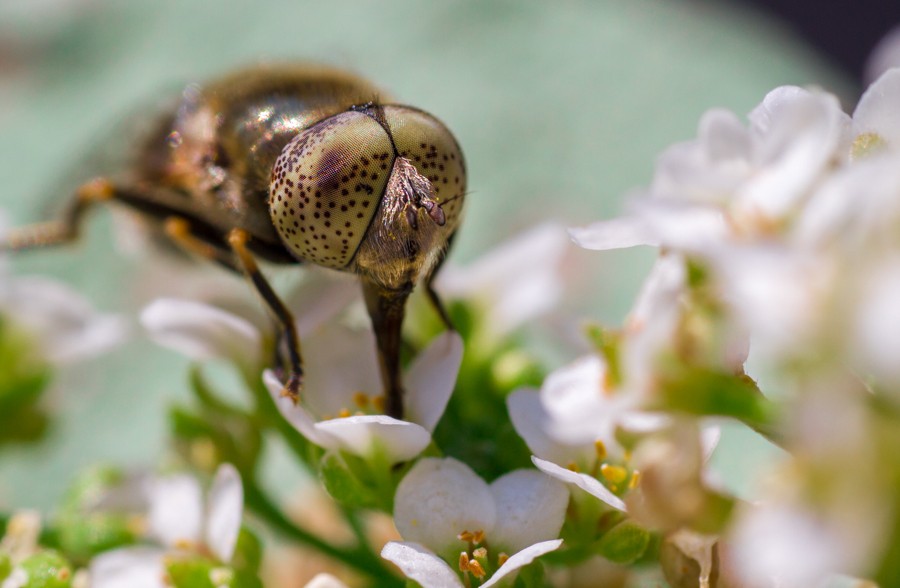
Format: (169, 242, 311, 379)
(0, 0, 853, 511)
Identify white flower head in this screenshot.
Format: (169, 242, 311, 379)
(0, 214, 127, 366)
(383, 457, 567, 587)
(265, 328, 463, 464)
(89, 464, 245, 588)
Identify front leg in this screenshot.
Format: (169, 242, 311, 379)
(361, 278, 412, 420)
(227, 229, 304, 401)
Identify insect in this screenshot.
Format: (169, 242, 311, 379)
(3, 64, 466, 420)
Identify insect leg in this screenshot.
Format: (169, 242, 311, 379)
(227, 228, 304, 402)
(2, 178, 115, 250)
(361, 278, 411, 420)
(163, 217, 242, 273)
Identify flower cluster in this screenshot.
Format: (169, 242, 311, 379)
(571, 67, 900, 585)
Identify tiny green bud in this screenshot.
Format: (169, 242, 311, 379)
(18, 550, 73, 588)
(593, 519, 651, 565)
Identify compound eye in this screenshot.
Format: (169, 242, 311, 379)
(269, 111, 394, 268)
(381, 106, 466, 232)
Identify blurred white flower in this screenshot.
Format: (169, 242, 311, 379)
(866, 29, 900, 84)
(382, 457, 567, 588)
(571, 86, 848, 253)
(437, 223, 571, 337)
(140, 271, 358, 373)
(141, 297, 263, 370)
(0, 270, 126, 367)
(89, 464, 244, 588)
(265, 329, 463, 464)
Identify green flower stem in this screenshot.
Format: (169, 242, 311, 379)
(242, 481, 400, 587)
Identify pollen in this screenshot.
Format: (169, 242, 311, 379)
(566, 462, 580, 473)
(497, 552, 509, 566)
(338, 408, 352, 418)
(472, 547, 487, 559)
(458, 551, 470, 571)
(600, 464, 629, 485)
(851, 132, 887, 159)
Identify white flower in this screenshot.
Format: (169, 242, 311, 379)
(265, 328, 463, 464)
(382, 457, 567, 588)
(570, 85, 849, 253)
(89, 464, 244, 588)
(0, 270, 125, 366)
(139, 270, 358, 372)
(141, 297, 264, 370)
(852, 67, 900, 153)
(436, 223, 571, 336)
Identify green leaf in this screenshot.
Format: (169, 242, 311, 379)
(231, 527, 264, 575)
(656, 366, 780, 441)
(319, 452, 379, 509)
(593, 520, 651, 565)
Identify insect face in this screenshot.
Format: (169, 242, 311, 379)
(269, 105, 465, 291)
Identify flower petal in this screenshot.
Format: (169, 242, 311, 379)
(568, 216, 658, 250)
(303, 573, 351, 588)
(405, 331, 463, 432)
(489, 470, 568, 554)
(205, 463, 243, 563)
(148, 473, 203, 548)
(480, 539, 563, 588)
(140, 298, 261, 367)
(287, 271, 360, 338)
(532, 457, 626, 511)
(380, 541, 463, 588)
(1, 276, 127, 364)
(89, 547, 167, 588)
(315, 415, 431, 464)
(853, 67, 900, 149)
(300, 324, 381, 417)
(507, 389, 595, 466)
(263, 370, 340, 449)
(393, 457, 496, 556)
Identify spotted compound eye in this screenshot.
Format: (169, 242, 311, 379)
(269, 111, 394, 269)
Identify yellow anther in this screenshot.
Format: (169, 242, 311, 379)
(458, 530, 475, 542)
(352, 392, 370, 409)
(472, 530, 485, 544)
(566, 462, 580, 473)
(628, 470, 641, 489)
(594, 440, 608, 462)
(472, 547, 487, 559)
(600, 464, 628, 485)
(458, 551, 470, 572)
(338, 408, 351, 418)
(372, 395, 386, 413)
(467, 559, 486, 578)
(498, 552, 509, 566)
